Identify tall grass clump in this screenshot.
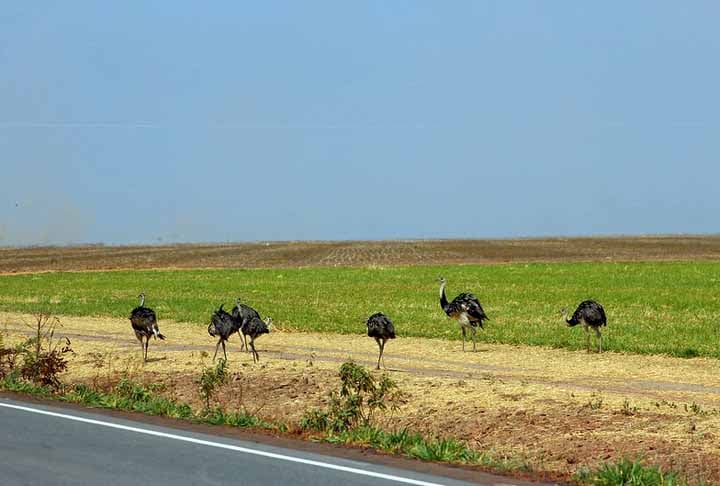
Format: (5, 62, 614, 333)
(575, 457, 686, 485)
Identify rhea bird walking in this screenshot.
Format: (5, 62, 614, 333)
(561, 300, 607, 353)
(129, 292, 165, 362)
(242, 316, 271, 363)
(366, 312, 396, 370)
(231, 297, 260, 353)
(208, 304, 239, 361)
(438, 277, 489, 352)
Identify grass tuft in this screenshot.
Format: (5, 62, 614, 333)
(575, 457, 685, 485)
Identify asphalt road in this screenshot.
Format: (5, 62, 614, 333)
(0, 398, 539, 486)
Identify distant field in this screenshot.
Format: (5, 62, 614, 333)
(2, 235, 720, 273)
(1, 261, 719, 358)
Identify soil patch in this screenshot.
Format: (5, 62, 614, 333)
(2, 236, 720, 273)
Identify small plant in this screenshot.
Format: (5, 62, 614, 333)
(407, 436, 480, 463)
(584, 395, 604, 411)
(198, 358, 228, 410)
(620, 399, 639, 416)
(0, 330, 25, 379)
(684, 401, 705, 416)
(301, 361, 405, 433)
(575, 457, 685, 485)
(17, 313, 73, 390)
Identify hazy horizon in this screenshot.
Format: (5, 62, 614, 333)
(3, 232, 720, 250)
(2, 2, 718, 246)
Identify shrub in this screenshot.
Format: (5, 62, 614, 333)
(0, 331, 25, 379)
(301, 361, 404, 433)
(198, 358, 228, 410)
(0, 313, 74, 390)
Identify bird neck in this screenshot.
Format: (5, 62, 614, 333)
(139, 295, 145, 307)
(439, 283, 448, 308)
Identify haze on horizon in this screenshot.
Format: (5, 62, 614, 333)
(1, 2, 718, 247)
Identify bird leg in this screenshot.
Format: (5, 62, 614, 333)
(249, 338, 259, 363)
(595, 327, 603, 353)
(221, 340, 227, 360)
(461, 327, 467, 352)
(380, 339, 388, 369)
(213, 339, 221, 362)
(471, 327, 477, 352)
(144, 336, 150, 362)
(375, 338, 382, 370)
(583, 325, 590, 353)
(238, 331, 246, 352)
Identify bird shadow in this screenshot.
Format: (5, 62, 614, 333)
(377, 367, 407, 373)
(145, 356, 168, 363)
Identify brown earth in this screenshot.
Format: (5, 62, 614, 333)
(2, 235, 720, 273)
(2, 312, 719, 484)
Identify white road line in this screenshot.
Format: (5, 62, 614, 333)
(0, 401, 448, 486)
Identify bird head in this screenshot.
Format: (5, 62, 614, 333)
(235, 297, 242, 306)
(437, 276, 447, 285)
(560, 308, 569, 319)
(265, 317, 273, 330)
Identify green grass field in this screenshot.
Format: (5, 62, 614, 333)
(1, 262, 719, 358)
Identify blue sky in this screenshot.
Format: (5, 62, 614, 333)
(1, 2, 718, 245)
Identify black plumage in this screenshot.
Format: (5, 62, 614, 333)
(242, 316, 271, 363)
(562, 300, 607, 353)
(366, 312, 396, 370)
(129, 292, 165, 362)
(208, 304, 239, 361)
(231, 297, 260, 352)
(438, 277, 489, 352)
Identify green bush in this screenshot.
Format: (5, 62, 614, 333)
(301, 361, 404, 433)
(198, 359, 228, 410)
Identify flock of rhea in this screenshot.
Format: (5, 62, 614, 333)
(129, 277, 607, 369)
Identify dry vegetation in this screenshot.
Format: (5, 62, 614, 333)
(2, 235, 720, 273)
(2, 311, 719, 483)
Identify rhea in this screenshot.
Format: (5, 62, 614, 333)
(438, 277, 489, 352)
(208, 304, 238, 361)
(561, 300, 607, 353)
(242, 316, 271, 363)
(231, 297, 260, 353)
(129, 292, 165, 362)
(366, 312, 396, 370)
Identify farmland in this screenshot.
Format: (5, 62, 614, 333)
(1, 237, 720, 483)
(0, 261, 719, 358)
(2, 235, 720, 274)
